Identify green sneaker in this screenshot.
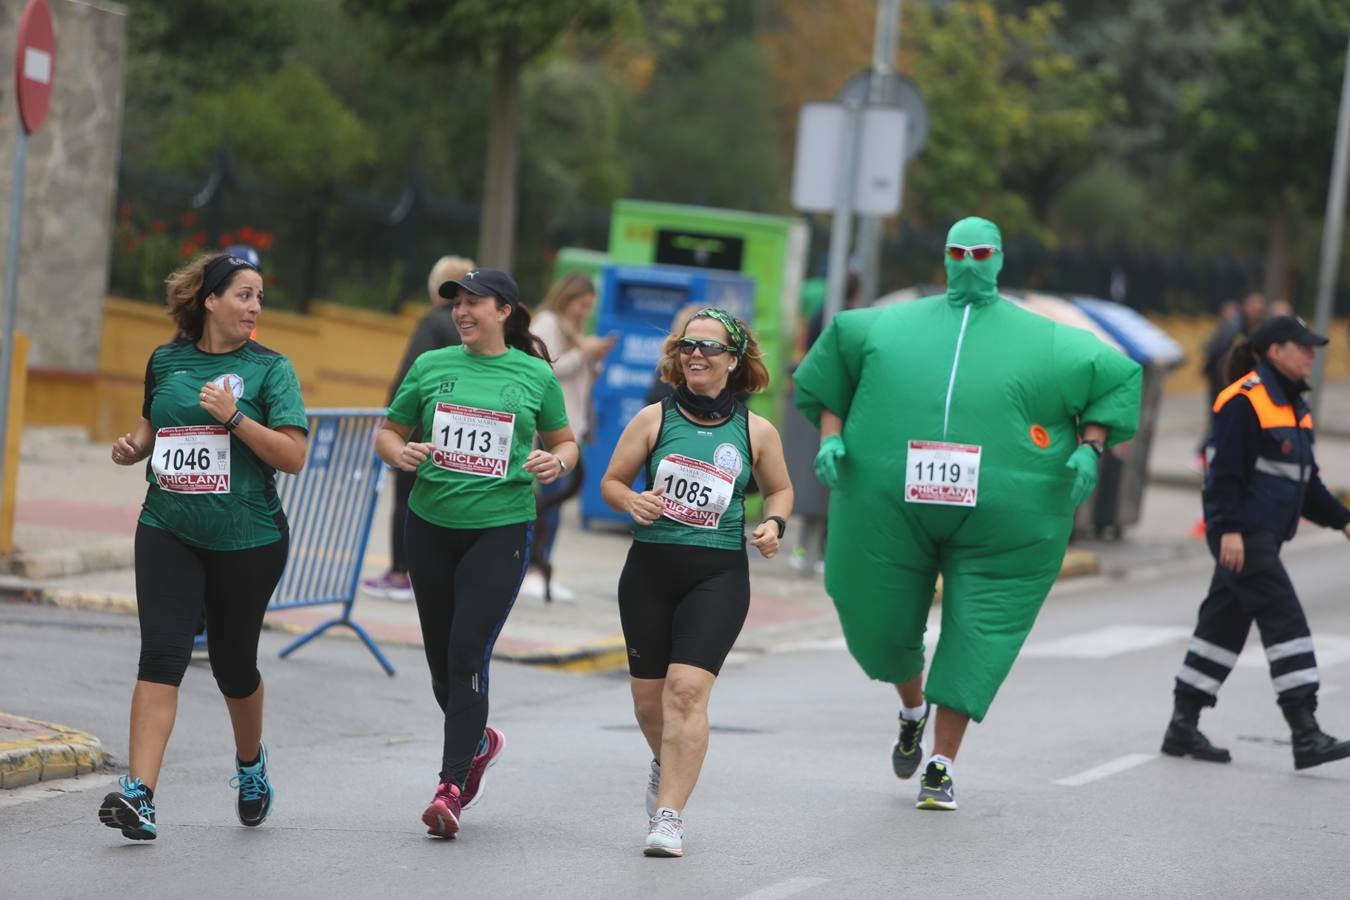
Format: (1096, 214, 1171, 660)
(891, 703, 929, 779)
(915, 760, 957, 811)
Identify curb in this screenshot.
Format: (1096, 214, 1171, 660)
(2, 542, 136, 580)
(0, 714, 107, 789)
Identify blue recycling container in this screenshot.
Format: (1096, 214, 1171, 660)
(1069, 296, 1185, 370)
(580, 264, 755, 528)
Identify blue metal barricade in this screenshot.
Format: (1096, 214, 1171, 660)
(270, 408, 394, 674)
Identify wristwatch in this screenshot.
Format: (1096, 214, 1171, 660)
(554, 454, 568, 473)
(1081, 438, 1104, 457)
(762, 515, 787, 539)
(225, 410, 246, 432)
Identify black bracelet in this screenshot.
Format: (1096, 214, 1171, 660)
(762, 515, 786, 539)
(1082, 438, 1104, 457)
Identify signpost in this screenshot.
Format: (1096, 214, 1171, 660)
(2, 0, 54, 489)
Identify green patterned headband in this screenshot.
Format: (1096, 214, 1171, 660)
(689, 307, 748, 355)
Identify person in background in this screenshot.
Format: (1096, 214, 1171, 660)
(99, 253, 308, 840)
(521, 273, 616, 602)
(363, 255, 476, 601)
(1163, 315, 1350, 771)
(1198, 292, 1266, 460)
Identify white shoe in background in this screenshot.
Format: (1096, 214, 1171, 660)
(519, 570, 546, 599)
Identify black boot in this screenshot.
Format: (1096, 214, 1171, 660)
(1161, 694, 1231, 762)
(1282, 707, 1350, 770)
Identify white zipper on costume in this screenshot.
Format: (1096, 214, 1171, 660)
(943, 304, 972, 439)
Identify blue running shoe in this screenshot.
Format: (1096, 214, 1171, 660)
(99, 775, 157, 840)
(231, 742, 274, 827)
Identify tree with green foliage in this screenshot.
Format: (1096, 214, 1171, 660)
(342, 0, 644, 269)
(155, 65, 378, 188)
(1180, 0, 1350, 304)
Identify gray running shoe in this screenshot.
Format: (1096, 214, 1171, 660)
(644, 807, 684, 857)
(645, 759, 660, 818)
(892, 703, 930, 779)
(915, 760, 957, 811)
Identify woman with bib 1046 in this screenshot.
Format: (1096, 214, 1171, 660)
(99, 253, 309, 841)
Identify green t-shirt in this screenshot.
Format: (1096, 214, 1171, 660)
(139, 338, 309, 550)
(637, 397, 752, 551)
(387, 345, 569, 529)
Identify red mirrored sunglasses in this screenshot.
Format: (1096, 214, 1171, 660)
(946, 244, 1000, 261)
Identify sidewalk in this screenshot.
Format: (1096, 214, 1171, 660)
(0, 712, 106, 788)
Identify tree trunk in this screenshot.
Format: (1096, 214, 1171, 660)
(477, 42, 523, 271)
(1263, 199, 1289, 306)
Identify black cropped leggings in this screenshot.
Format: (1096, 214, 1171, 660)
(134, 522, 288, 698)
(404, 512, 531, 787)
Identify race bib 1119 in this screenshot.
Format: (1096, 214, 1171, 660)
(904, 440, 980, 507)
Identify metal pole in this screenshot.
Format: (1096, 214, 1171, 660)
(0, 129, 30, 482)
(1310, 35, 1350, 420)
(822, 100, 861, 326)
(856, 0, 902, 307)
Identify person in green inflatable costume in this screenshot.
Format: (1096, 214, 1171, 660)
(794, 216, 1142, 811)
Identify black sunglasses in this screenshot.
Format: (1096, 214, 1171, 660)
(677, 337, 735, 357)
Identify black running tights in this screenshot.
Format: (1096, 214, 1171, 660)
(404, 512, 530, 787)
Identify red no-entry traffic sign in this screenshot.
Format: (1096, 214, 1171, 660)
(14, 0, 55, 135)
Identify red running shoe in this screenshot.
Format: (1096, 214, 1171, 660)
(422, 782, 461, 838)
(460, 727, 505, 810)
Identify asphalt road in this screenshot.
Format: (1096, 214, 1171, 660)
(2, 532, 1349, 899)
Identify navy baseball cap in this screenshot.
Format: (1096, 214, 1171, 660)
(438, 268, 519, 305)
(1250, 315, 1329, 353)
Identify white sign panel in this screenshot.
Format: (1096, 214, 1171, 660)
(791, 103, 908, 216)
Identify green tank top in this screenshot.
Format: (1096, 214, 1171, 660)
(138, 338, 309, 550)
(637, 396, 753, 551)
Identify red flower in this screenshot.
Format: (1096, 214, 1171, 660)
(237, 225, 256, 242)
(218, 232, 234, 247)
(180, 210, 198, 227)
(179, 240, 197, 258)
(253, 231, 273, 251)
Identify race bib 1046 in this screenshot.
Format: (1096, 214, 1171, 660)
(153, 425, 231, 493)
(904, 440, 981, 507)
(655, 453, 735, 529)
(431, 402, 515, 478)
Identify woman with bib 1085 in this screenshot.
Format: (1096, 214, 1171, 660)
(601, 308, 793, 858)
(99, 253, 309, 841)
(376, 268, 578, 840)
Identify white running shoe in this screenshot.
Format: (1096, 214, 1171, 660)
(519, 571, 546, 599)
(548, 580, 578, 603)
(644, 759, 660, 818)
(644, 807, 684, 857)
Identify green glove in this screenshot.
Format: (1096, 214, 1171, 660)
(1065, 443, 1100, 508)
(814, 434, 846, 489)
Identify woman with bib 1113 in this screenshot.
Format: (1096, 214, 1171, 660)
(376, 268, 578, 840)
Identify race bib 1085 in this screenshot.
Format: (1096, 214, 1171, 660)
(153, 425, 231, 493)
(655, 453, 735, 529)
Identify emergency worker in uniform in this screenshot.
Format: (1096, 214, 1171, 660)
(794, 216, 1141, 811)
(1164, 315, 1350, 769)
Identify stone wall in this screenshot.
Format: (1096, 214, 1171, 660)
(0, 0, 127, 371)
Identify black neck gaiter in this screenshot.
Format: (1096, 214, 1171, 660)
(675, 383, 736, 420)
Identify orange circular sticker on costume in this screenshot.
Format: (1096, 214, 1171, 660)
(1030, 425, 1050, 449)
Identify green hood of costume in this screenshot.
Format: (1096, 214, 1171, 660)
(944, 217, 1003, 307)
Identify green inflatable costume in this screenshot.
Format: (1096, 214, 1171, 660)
(794, 217, 1142, 721)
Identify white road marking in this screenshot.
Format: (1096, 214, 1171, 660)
(0, 772, 119, 808)
(736, 877, 831, 900)
(1023, 625, 1192, 659)
(1055, 753, 1156, 787)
